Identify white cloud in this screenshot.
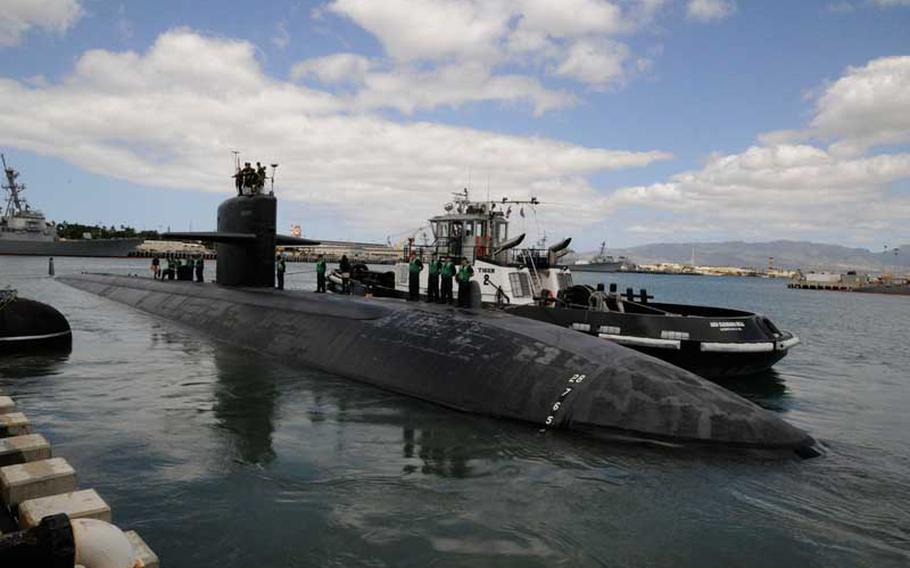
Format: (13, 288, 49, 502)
(291, 53, 372, 84)
(685, 0, 735, 23)
(319, 0, 668, 100)
(872, 0, 910, 6)
(553, 38, 629, 89)
(606, 56, 910, 243)
(810, 56, 910, 156)
(272, 21, 290, 50)
(0, 29, 669, 237)
(0, 0, 82, 47)
(327, 0, 509, 63)
(826, 1, 855, 13)
(355, 61, 576, 115)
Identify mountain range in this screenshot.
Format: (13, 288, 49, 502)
(572, 241, 910, 272)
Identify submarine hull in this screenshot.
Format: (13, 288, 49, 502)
(58, 273, 814, 452)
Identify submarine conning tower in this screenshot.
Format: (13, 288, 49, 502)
(163, 186, 317, 287)
(216, 194, 278, 287)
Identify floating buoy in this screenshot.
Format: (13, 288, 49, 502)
(0, 290, 72, 354)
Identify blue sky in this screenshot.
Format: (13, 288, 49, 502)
(1, 0, 909, 249)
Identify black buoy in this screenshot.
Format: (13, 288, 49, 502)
(0, 290, 72, 354)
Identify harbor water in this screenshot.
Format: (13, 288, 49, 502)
(1, 257, 909, 567)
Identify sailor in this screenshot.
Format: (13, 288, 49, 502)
(183, 256, 194, 281)
(239, 162, 255, 194)
(151, 256, 160, 279)
(165, 254, 176, 280)
(339, 254, 352, 294)
(194, 254, 205, 283)
(315, 254, 327, 293)
(427, 253, 440, 303)
(456, 257, 474, 308)
(440, 256, 456, 304)
(276, 253, 287, 290)
(408, 252, 423, 301)
(256, 162, 267, 194)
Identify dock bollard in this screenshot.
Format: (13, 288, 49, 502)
(48, 257, 55, 277)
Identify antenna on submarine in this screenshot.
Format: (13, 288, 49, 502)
(269, 163, 278, 195)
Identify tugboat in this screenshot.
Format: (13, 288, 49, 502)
(508, 284, 799, 380)
(345, 190, 798, 380)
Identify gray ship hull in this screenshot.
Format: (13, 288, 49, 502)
(569, 262, 623, 273)
(0, 238, 141, 258)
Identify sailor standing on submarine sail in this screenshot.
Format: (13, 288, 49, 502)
(255, 162, 267, 194)
(408, 252, 423, 301)
(457, 257, 474, 308)
(315, 254, 327, 293)
(441, 256, 455, 304)
(239, 162, 255, 195)
(276, 253, 287, 290)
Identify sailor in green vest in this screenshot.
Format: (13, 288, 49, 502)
(440, 256, 456, 304)
(194, 254, 205, 282)
(165, 254, 176, 280)
(408, 252, 423, 301)
(183, 257, 193, 281)
(276, 253, 287, 290)
(315, 254, 327, 293)
(427, 253, 441, 303)
(456, 257, 475, 308)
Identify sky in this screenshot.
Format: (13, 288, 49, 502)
(0, 0, 908, 250)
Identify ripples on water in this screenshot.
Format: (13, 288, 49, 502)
(1, 257, 909, 567)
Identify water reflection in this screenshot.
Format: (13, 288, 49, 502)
(212, 345, 278, 465)
(402, 426, 472, 477)
(0, 351, 70, 379)
(721, 369, 790, 411)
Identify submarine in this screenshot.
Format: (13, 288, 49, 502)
(58, 183, 818, 455)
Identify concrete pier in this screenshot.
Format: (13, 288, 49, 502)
(0, 434, 51, 466)
(0, 412, 30, 437)
(19, 488, 111, 527)
(0, 390, 159, 565)
(0, 457, 77, 506)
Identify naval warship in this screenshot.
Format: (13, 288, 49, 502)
(0, 154, 141, 257)
(569, 241, 633, 272)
